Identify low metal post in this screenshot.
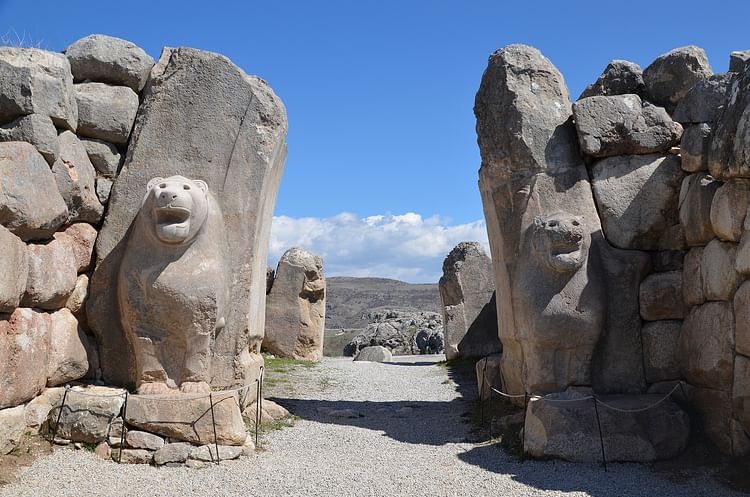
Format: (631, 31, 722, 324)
(118, 392, 129, 463)
(592, 397, 607, 472)
(209, 393, 220, 465)
(51, 386, 70, 443)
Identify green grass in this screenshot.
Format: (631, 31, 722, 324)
(263, 354, 317, 373)
(259, 414, 298, 434)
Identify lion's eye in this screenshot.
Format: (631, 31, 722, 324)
(572, 220, 580, 226)
(548, 221, 557, 227)
(183, 184, 191, 190)
(159, 183, 166, 189)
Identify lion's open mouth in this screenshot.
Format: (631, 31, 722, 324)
(155, 206, 191, 227)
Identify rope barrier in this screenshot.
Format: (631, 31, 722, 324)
(593, 383, 681, 413)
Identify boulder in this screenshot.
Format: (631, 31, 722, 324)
(642, 320, 682, 383)
(113, 448, 153, 464)
(639, 271, 687, 321)
(189, 444, 242, 462)
(672, 74, 729, 124)
(733, 354, 750, 435)
(701, 239, 741, 301)
(737, 232, 750, 276)
(0, 308, 50, 408)
(80, 137, 121, 177)
(64, 34, 154, 92)
(24, 387, 63, 433)
(578, 60, 646, 99)
(124, 391, 247, 445)
(242, 398, 290, 427)
(683, 247, 705, 306)
(573, 95, 682, 157)
(74, 82, 139, 145)
(679, 302, 734, 390)
(476, 353, 503, 400)
(0, 114, 58, 165)
(0, 141, 69, 241)
(730, 51, 750, 73)
(263, 247, 326, 361)
(439, 241, 499, 360)
(46, 308, 89, 387)
(680, 123, 711, 173)
(733, 281, 750, 357)
(689, 387, 737, 454)
(590, 154, 683, 250)
(95, 178, 113, 205)
(125, 430, 164, 450)
(524, 392, 689, 462)
(0, 225, 28, 312)
(65, 274, 89, 316)
(0, 405, 26, 455)
(353, 346, 392, 363)
(47, 385, 126, 443)
(710, 179, 750, 242)
(708, 61, 750, 179)
(53, 131, 104, 224)
(0, 47, 77, 131)
(154, 442, 191, 465)
(678, 173, 720, 247)
(87, 47, 287, 390)
(642, 46, 712, 111)
(59, 223, 98, 273)
(22, 236, 78, 310)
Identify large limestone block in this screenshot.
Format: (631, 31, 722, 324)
(734, 281, 750, 357)
(0, 142, 69, 241)
(733, 354, 750, 436)
(0, 48, 77, 131)
(47, 386, 126, 443)
(438, 241, 499, 360)
(0, 308, 50, 408)
(679, 302, 734, 390)
(80, 137, 121, 177)
(353, 345, 392, 363)
(701, 239, 741, 301)
(88, 48, 287, 389)
(573, 95, 681, 157)
(736, 232, 750, 276)
(683, 247, 705, 306)
(591, 154, 683, 250)
(53, 131, 104, 224)
(0, 114, 58, 165)
(689, 387, 743, 455)
(0, 405, 26, 455)
(679, 173, 720, 247)
(710, 179, 750, 242)
(263, 247, 325, 361)
(64, 34, 154, 92)
(639, 271, 687, 321)
(524, 392, 689, 462)
(125, 391, 246, 445)
(672, 74, 729, 124)
(47, 308, 89, 387)
(708, 63, 750, 179)
(22, 236, 78, 310)
(680, 123, 711, 173)
(578, 60, 645, 99)
(0, 225, 28, 312)
(642, 46, 712, 112)
(476, 353, 503, 400)
(74, 82, 139, 145)
(24, 387, 63, 432)
(642, 320, 682, 383)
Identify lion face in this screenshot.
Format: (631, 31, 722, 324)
(532, 211, 589, 273)
(143, 175, 209, 245)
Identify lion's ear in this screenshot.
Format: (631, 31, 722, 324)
(193, 179, 209, 195)
(147, 177, 164, 191)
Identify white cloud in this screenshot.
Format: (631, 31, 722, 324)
(269, 212, 490, 283)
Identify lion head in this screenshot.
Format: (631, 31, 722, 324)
(531, 211, 589, 273)
(142, 175, 209, 245)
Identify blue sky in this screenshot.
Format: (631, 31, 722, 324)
(1, 0, 748, 281)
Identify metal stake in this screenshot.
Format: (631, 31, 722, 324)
(209, 392, 220, 465)
(51, 386, 70, 443)
(592, 396, 607, 472)
(117, 392, 129, 463)
(521, 392, 528, 460)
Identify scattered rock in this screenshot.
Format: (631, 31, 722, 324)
(579, 60, 646, 99)
(46, 308, 88, 387)
(126, 430, 164, 451)
(672, 74, 729, 124)
(189, 444, 242, 462)
(53, 131, 104, 224)
(74, 82, 139, 145)
(642, 320, 682, 383)
(0, 225, 28, 312)
(154, 442, 191, 465)
(679, 173, 720, 247)
(639, 271, 687, 320)
(643, 46, 712, 111)
(680, 123, 711, 173)
(113, 448, 153, 465)
(679, 302, 735, 390)
(353, 346, 392, 363)
(0, 308, 50, 408)
(0, 114, 59, 165)
(0, 405, 26, 455)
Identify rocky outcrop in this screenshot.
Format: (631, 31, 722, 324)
(344, 310, 443, 356)
(439, 242, 499, 360)
(263, 247, 326, 361)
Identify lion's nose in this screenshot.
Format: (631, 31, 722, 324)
(159, 191, 178, 201)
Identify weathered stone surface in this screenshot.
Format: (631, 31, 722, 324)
(679, 302, 734, 390)
(125, 391, 246, 445)
(639, 271, 687, 320)
(524, 392, 689, 462)
(47, 386, 125, 443)
(88, 48, 287, 390)
(652, 249, 684, 272)
(736, 232, 750, 276)
(734, 281, 750, 357)
(730, 51, 750, 73)
(701, 239, 741, 301)
(0, 142, 69, 241)
(24, 387, 63, 432)
(95, 178, 113, 205)
(709, 180, 750, 242)
(0, 308, 50, 408)
(0, 405, 26, 455)
(81, 138, 121, 177)
(679, 173, 720, 247)
(591, 154, 683, 250)
(243, 398, 290, 427)
(708, 63, 750, 179)
(0, 225, 28, 312)
(0, 48, 77, 130)
(154, 442, 191, 465)
(74, 82, 139, 145)
(672, 74, 729, 124)
(53, 131, 104, 224)
(46, 308, 89, 387)
(733, 354, 750, 435)
(64, 34, 154, 92)
(642, 320, 682, 383)
(579, 60, 645, 99)
(65, 274, 89, 317)
(439, 242, 498, 360)
(263, 247, 326, 361)
(113, 448, 153, 464)
(22, 237, 78, 310)
(353, 346, 392, 363)
(643, 46, 712, 111)
(683, 247, 705, 306)
(0, 114, 58, 165)
(573, 95, 682, 157)
(689, 387, 737, 454)
(680, 123, 711, 173)
(189, 444, 242, 462)
(344, 310, 443, 356)
(61, 223, 98, 273)
(476, 353, 503, 400)
(126, 430, 164, 450)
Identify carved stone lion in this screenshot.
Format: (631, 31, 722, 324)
(118, 175, 228, 395)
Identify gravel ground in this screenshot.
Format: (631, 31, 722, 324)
(0, 355, 745, 497)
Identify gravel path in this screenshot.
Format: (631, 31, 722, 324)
(0, 356, 744, 497)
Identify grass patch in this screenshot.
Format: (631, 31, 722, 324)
(323, 328, 362, 357)
(263, 354, 317, 373)
(259, 414, 298, 434)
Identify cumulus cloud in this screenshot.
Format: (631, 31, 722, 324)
(268, 212, 490, 283)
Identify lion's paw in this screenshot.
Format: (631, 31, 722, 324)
(137, 381, 173, 395)
(180, 381, 211, 394)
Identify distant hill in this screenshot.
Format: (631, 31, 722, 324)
(325, 277, 441, 329)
